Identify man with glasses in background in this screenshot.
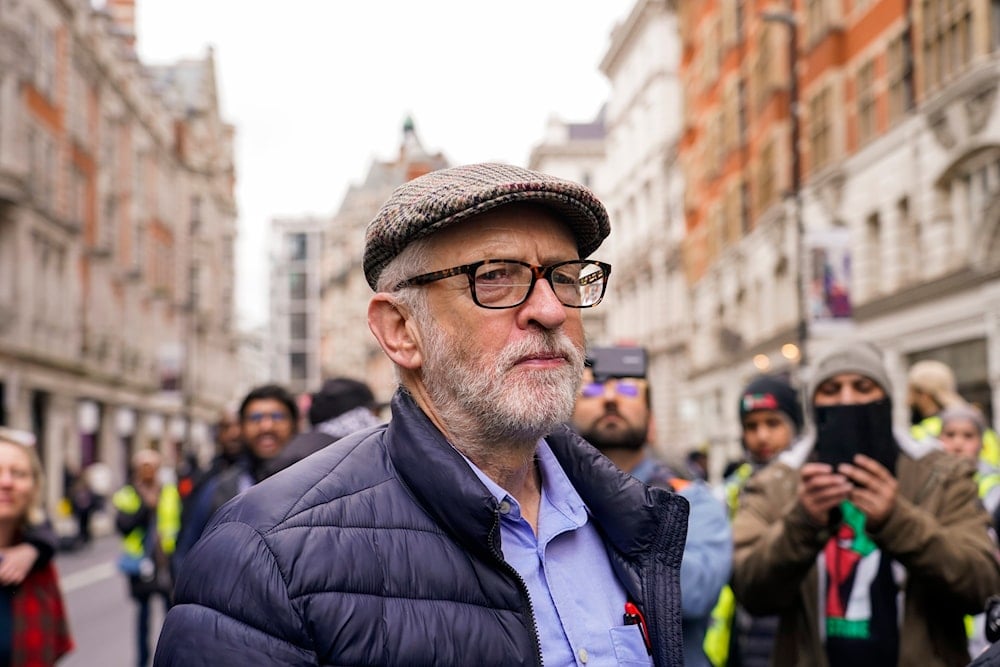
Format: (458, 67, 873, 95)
(572, 345, 731, 667)
(172, 383, 298, 573)
(156, 163, 689, 666)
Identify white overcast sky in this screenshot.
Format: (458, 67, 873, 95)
(135, 1, 634, 328)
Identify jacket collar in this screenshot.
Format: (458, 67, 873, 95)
(384, 389, 682, 561)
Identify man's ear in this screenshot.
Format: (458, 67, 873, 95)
(368, 294, 423, 370)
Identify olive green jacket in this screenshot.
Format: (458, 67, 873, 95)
(732, 431, 1000, 667)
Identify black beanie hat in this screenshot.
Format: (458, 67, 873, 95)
(308, 378, 376, 426)
(739, 375, 804, 433)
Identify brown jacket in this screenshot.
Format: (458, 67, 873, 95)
(732, 432, 1000, 667)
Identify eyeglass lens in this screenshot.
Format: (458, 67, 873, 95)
(246, 411, 289, 424)
(473, 261, 606, 308)
(580, 381, 641, 399)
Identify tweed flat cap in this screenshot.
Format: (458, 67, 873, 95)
(363, 162, 611, 290)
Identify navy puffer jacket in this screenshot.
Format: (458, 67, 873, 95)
(154, 390, 689, 666)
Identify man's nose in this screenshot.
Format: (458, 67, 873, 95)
(519, 276, 568, 329)
(840, 388, 862, 404)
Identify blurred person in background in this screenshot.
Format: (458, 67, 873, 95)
(938, 403, 1000, 658)
(177, 407, 243, 510)
(705, 374, 803, 667)
(207, 406, 243, 476)
(113, 449, 180, 667)
(67, 466, 95, 548)
(173, 384, 298, 572)
(260, 377, 383, 479)
(0, 426, 73, 666)
(686, 448, 709, 482)
(908, 359, 1000, 467)
(938, 403, 1000, 523)
(571, 345, 731, 667)
(732, 342, 1000, 667)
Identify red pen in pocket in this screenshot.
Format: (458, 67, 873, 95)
(623, 600, 652, 655)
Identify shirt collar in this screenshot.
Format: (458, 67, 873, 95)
(460, 439, 588, 527)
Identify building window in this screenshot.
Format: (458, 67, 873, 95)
(30, 15, 56, 99)
(757, 140, 777, 213)
(857, 60, 876, 144)
(289, 272, 307, 300)
(865, 211, 882, 297)
(290, 352, 308, 381)
(809, 86, 833, 171)
(69, 167, 86, 228)
(753, 25, 773, 110)
(887, 33, 910, 122)
(922, 0, 974, 92)
(190, 196, 202, 233)
(897, 196, 921, 282)
(993, 0, 1000, 48)
(288, 232, 308, 261)
(806, 0, 831, 44)
(290, 312, 308, 341)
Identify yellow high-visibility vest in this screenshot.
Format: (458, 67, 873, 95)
(112, 483, 181, 557)
(911, 415, 1000, 467)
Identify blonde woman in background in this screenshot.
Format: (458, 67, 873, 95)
(0, 425, 74, 665)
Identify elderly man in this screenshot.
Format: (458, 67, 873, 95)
(155, 163, 688, 666)
(731, 342, 1000, 667)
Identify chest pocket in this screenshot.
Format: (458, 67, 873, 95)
(608, 625, 653, 666)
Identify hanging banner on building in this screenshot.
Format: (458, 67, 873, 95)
(157, 343, 185, 393)
(805, 228, 854, 336)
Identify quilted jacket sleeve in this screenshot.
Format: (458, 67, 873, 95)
(868, 454, 1000, 614)
(677, 481, 732, 618)
(731, 463, 831, 615)
(153, 519, 316, 666)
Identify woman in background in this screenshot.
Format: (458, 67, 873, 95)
(0, 425, 74, 665)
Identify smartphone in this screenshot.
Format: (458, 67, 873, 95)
(814, 407, 862, 468)
(814, 401, 896, 472)
(587, 347, 648, 381)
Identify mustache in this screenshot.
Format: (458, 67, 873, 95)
(499, 330, 583, 369)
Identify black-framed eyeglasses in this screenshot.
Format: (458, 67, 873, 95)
(394, 258, 612, 309)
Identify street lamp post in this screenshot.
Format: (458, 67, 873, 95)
(762, 9, 808, 373)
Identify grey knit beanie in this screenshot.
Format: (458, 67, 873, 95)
(807, 342, 893, 402)
(363, 163, 611, 290)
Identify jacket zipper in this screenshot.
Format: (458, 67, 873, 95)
(488, 508, 544, 667)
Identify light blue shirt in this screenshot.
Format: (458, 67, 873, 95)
(465, 440, 652, 666)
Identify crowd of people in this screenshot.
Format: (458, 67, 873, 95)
(6, 162, 1000, 666)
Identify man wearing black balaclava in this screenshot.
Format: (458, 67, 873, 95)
(731, 342, 1000, 667)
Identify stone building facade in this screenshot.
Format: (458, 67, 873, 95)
(596, 0, 693, 461)
(0, 0, 238, 513)
(269, 216, 324, 395)
(674, 0, 1000, 471)
(317, 118, 448, 404)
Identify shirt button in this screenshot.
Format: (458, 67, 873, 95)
(578, 647, 589, 663)
(498, 500, 511, 515)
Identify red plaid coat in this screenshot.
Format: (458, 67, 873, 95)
(10, 561, 73, 666)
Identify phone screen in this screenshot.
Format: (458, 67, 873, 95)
(814, 409, 862, 468)
(813, 401, 897, 473)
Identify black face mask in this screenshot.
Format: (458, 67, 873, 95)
(814, 398, 897, 473)
(910, 405, 925, 427)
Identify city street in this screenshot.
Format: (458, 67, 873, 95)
(55, 534, 165, 666)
